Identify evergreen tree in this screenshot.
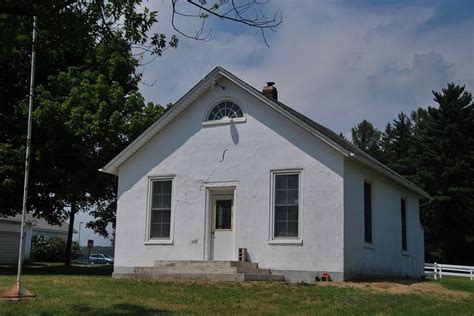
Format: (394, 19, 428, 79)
(351, 119, 382, 160)
(381, 112, 415, 178)
(413, 84, 474, 264)
(351, 87, 473, 263)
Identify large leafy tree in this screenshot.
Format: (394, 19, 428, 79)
(0, 8, 96, 218)
(1, 0, 281, 264)
(33, 62, 164, 264)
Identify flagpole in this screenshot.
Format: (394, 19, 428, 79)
(1, 15, 37, 299)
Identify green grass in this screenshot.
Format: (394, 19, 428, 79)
(0, 265, 473, 315)
(435, 275, 474, 293)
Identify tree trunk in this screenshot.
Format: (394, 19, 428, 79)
(64, 201, 77, 266)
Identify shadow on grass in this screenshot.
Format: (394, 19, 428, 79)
(73, 303, 170, 315)
(0, 264, 113, 276)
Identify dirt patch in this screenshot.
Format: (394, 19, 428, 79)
(318, 280, 471, 299)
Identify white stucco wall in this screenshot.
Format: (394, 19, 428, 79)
(114, 77, 345, 277)
(343, 158, 424, 279)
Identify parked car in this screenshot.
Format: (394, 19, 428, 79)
(88, 253, 114, 265)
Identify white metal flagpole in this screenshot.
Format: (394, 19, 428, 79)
(0, 15, 37, 299)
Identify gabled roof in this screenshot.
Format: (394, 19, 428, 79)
(100, 66, 429, 198)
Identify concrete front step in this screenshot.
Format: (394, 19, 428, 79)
(135, 266, 272, 275)
(113, 272, 284, 282)
(150, 260, 270, 275)
(154, 260, 258, 269)
(237, 267, 272, 275)
(113, 260, 284, 282)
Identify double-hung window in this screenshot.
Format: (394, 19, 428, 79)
(149, 178, 172, 240)
(401, 198, 407, 251)
(272, 171, 301, 239)
(364, 181, 373, 244)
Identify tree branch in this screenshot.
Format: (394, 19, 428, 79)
(171, 0, 282, 46)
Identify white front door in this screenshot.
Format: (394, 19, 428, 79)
(211, 195, 234, 260)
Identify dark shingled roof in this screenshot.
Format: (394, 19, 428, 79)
(275, 99, 383, 166)
(217, 66, 428, 198)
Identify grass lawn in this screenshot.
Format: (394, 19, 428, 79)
(0, 264, 473, 315)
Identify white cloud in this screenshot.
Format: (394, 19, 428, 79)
(367, 52, 454, 106)
(137, 1, 474, 135)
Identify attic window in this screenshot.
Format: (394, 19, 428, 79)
(207, 101, 243, 121)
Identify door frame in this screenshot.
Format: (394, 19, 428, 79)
(203, 182, 238, 261)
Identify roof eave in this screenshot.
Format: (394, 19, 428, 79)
(351, 154, 430, 199)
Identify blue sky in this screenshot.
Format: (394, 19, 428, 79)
(137, 0, 473, 136)
(76, 0, 473, 244)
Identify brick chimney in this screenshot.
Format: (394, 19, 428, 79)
(262, 82, 278, 101)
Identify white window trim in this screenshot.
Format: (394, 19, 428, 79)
(202, 116, 246, 126)
(145, 175, 176, 245)
(268, 169, 303, 245)
(202, 97, 246, 126)
(363, 179, 375, 248)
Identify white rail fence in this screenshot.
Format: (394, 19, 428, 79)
(425, 263, 474, 280)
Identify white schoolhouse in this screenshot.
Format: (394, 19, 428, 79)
(101, 67, 428, 282)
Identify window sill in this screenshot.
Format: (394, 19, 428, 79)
(268, 239, 303, 245)
(202, 117, 246, 126)
(365, 242, 375, 249)
(402, 250, 409, 256)
(145, 239, 174, 245)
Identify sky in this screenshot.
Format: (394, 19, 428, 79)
(75, 211, 113, 247)
(138, 0, 474, 137)
(76, 0, 473, 245)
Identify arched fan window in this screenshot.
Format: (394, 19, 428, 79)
(207, 101, 243, 121)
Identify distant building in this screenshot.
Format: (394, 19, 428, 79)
(0, 214, 69, 264)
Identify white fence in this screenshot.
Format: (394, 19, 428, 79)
(425, 263, 473, 280)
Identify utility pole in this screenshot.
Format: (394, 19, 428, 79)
(0, 16, 37, 299)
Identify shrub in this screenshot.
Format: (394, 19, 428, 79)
(31, 235, 82, 262)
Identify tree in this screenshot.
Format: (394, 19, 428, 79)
(412, 84, 474, 264)
(350, 86, 473, 264)
(0, 0, 281, 52)
(380, 112, 415, 178)
(1, 1, 281, 265)
(0, 10, 96, 217)
(32, 58, 165, 264)
(31, 235, 81, 262)
(351, 119, 383, 160)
